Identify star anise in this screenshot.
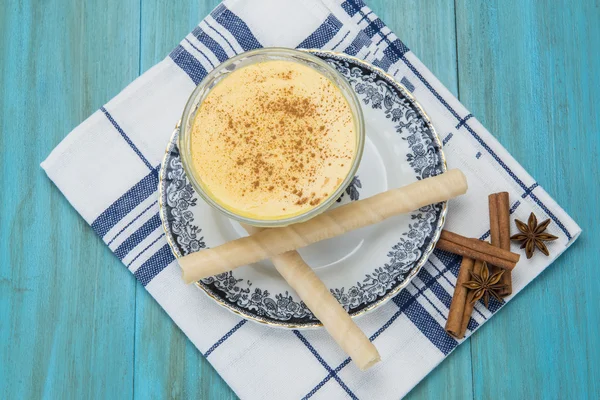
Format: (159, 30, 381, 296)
(510, 212, 558, 259)
(463, 262, 507, 308)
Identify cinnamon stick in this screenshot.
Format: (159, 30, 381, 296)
(489, 192, 512, 295)
(435, 230, 519, 271)
(445, 257, 475, 338)
(459, 260, 484, 337)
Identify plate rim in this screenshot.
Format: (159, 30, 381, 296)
(158, 49, 448, 329)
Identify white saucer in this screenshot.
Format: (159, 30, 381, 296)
(158, 50, 447, 328)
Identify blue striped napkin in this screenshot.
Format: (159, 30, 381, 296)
(41, 0, 581, 398)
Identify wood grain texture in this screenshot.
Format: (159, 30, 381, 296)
(455, 0, 600, 399)
(0, 0, 140, 399)
(134, 1, 236, 399)
(0, 0, 598, 399)
(368, 2, 475, 399)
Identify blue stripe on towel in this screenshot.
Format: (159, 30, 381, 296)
(172, 6, 261, 84)
(204, 320, 248, 357)
(293, 331, 358, 400)
(432, 249, 463, 278)
(455, 113, 473, 129)
(480, 230, 491, 241)
(331, 31, 351, 51)
(169, 45, 208, 85)
(344, 31, 371, 56)
(298, 14, 343, 49)
(413, 282, 447, 320)
(426, 259, 456, 289)
(415, 267, 453, 310)
(400, 76, 415, 92)
(91, 168, 159, 238)
(364, 18, 385, 38)
(134, 244, 175, 286)
(522, 183, 539, 198)
(114, 213, 162, 260)
(373, 40, 410, 71)
(486, 297, 504, 314)
(394, 290, 458, 355)
(107, 200, 157, 246)
(101, 107, 154, 172)
(342, 2, 411, 71)
(184, 38, 215, 69)
(510, 200, 521, 214)
(126, 233, 165, 268)
(442, 132, 454, 146)
(341, 0, 365, 16)
(204, 20, 237, 54)
(396, 263, 459, 356)
(191, 26, 229, 62)
(212, 5, 262, 51)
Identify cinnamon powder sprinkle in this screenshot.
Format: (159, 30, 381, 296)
(190, 60, 356, 219)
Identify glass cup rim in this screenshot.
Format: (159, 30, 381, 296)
(178, 47, 366, 227)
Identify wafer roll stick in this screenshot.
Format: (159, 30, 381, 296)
(180, 169, 468, 283)
(244, 225, 380, 370)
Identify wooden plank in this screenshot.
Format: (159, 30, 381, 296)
(455, 0, 600, 398)
(0, 0, 140, 399)
(139, 0, 219, 73)
(366, 1, 474, 399)
(133, 290, 238, 400)
(365, 0, 477, 398)
(2, 0, 595, 398)
(134, 1, 237, 399)
(370, 0, 460, 97)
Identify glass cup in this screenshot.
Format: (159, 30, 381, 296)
(178, 47, 365, 227)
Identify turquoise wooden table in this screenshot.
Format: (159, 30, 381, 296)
(1, 0, 598, 398)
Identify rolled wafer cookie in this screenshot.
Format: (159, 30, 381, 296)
(180, 169, 468, 284)
(243, 225, 380, 371)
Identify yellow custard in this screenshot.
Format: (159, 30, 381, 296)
(190, 60, 356, 220)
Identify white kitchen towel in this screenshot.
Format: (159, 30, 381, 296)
(41, 0, 581, 398)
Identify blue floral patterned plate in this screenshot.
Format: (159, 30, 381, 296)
(158, 50, 447, 329)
